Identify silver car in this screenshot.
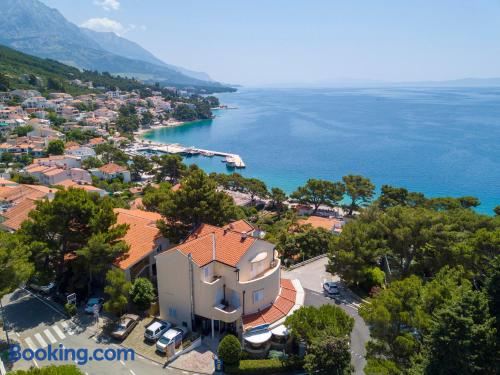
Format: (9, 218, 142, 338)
(323, 281, 340, 296)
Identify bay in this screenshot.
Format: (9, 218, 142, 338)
(143, 87, 500, 214)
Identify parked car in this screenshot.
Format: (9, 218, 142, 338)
(28, 278, 56, 294)
(84, 297, 104, 314)
(111, 314, 139, 340)
(323, 281, 340, 296)
(156, 328, 184, 353)
(144, 320, 171, 342)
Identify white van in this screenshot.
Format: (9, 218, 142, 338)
(156, 328, 184, 353)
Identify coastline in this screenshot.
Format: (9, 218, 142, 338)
(134, 119, 188, 137)
(135, 106, 227, 139)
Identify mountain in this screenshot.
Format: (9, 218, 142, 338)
(80, 28, 213, 82)
(0, 44, 153, 95)
(0, 0, 229, 90)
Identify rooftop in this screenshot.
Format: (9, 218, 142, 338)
(114, 208, 163, 270)
(100, 163, 127, 174)
(173, 221, 258, 268)
(242, 279, 298, 331)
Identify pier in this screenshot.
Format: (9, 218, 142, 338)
(126, 141, 246, 168)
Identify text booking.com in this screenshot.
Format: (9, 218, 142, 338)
(9, 344, 135, 365)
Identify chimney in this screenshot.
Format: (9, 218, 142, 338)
(241, 232, 247, 241)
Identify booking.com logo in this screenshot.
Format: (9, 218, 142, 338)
(9, 344, 135, 365)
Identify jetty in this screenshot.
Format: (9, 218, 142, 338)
(126, 141, 246, 168)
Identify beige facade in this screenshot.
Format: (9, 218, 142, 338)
(156, 224, 282, 334)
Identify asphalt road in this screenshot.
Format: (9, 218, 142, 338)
(283, 257, 370, 375)
(0, 288, 194, 375)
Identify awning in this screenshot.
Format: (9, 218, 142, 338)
(271, 324, 289, 337)
(243, 330, 272, 345)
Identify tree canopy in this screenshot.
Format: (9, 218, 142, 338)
(291, 178, 345, 214)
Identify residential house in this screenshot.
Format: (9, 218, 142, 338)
(156, 220, 303, 338)
(113, 208, 169, 281)
(64, 144, 96, 160)
(56, 179, 107, 197)
(91, 163, 131, 183)
(86, 137, 107, 148)
(297, 215, 345, 235)
(0, 183, 54, 232)
(25, 164, 91, 186)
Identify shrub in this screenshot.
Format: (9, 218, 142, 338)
(64, 303, 76, 316)
(10, 364, 83, 374)
(217, 334, 241, 366)
(129, 277, 155, 312)
(361, 267, 385, 292)
(225, 359, 298, 374)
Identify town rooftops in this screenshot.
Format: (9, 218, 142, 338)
(114, 208, 163, 270)
(172, 220, 259, 268)
(99, 163, 127, 174)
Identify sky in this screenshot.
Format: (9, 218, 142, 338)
(41, 0, 500, 85)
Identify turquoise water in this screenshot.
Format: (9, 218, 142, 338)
(143, 87, 500, 214)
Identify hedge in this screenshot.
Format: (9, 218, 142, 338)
(225, 359, 296, 374)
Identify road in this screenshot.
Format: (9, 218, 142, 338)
(283, 257, 370, 375)
(0, 288, 196, 375)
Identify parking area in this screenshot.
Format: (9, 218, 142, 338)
(120, 317, 164, 363)
(1, 289, 201, 375)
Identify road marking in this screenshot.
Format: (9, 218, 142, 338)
(130, 371, 136, 375)
(34, 333, 47, 348)
(53, 325, 66, 340)
(25, 337, 37, 351)
(61, 321, 74, 335)
(44, 328, 57, 344)
(120, 360, 126, 366)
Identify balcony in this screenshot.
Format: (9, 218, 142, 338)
(202, 275, 223, 286)
(239, 258, 281, 286)
(213, 301, 242, 323)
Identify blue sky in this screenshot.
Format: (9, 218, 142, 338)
(41, 0, 500, 85)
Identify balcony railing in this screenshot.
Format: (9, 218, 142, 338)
(213, 302, 242, 323)
(239, 258, 281, 285)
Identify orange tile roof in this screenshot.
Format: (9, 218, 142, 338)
(130, 197, 144, 209)
(1, 198, 38, 231)
(223, 219, 254, 234)
(100, 163, 127, 174)
(297, 216, 343, 231)
(113, 208, 163, 270)
(242, 279, 297, 331)
(88, 137, 105, 145)
(65, 141, 80, 149)
(176, 222, 257, 267)
(0, 185, 47, 203)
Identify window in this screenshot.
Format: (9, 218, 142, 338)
(253, 289, 264, 304)
(168, 308, 177, 318)
(204, 267, 210, 280)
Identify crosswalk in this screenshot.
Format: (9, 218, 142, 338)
(21, 321, 76, 351)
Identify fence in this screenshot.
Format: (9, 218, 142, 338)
(282, 253, 328, 271)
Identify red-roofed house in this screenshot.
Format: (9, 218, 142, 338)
(156, 220, 303, 338)
(90, 163, 131, 183)
(113, 208, 170, 281)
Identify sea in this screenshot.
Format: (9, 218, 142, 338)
(143, 87, 500, 215)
